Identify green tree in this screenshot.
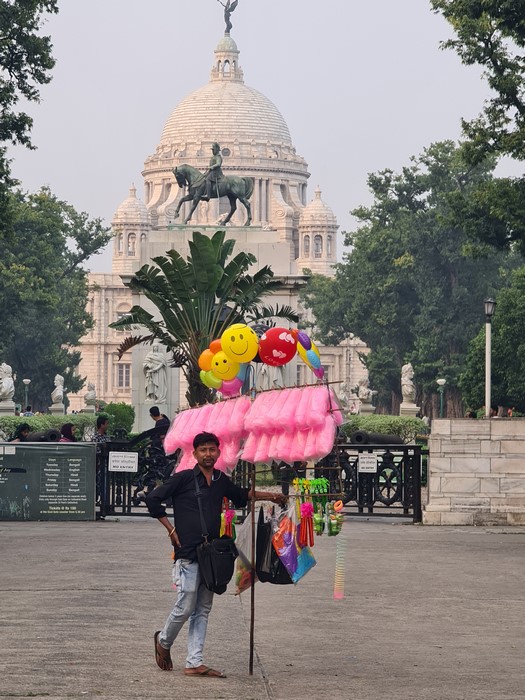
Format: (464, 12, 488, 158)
(460, 265, 525, 412)
(104, 402, 135, 435)
(0, 1, 58, 217)
(301, 141, 512, 415)
(112, 230, 299, 406)
(431, 1, 525, 254)
(0, 187, 112, 410)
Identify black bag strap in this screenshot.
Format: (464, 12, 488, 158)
(193, 470, 209, 543)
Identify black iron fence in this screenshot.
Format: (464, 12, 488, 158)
(96, 440, 422, 523)
(323, 442, 422, 522)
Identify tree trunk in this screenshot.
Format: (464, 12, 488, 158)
(446, 387, 463, 417)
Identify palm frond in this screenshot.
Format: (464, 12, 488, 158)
(116, 334, 154, 360)
(246, 305, 300, 323)
(169, 348, 189, 368)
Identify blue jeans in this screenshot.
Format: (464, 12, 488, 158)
(158, 559, 214, 668)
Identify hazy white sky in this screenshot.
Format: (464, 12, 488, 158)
(10, 0, 504, 272)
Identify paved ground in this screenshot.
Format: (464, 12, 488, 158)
(1, 515, 524, 700)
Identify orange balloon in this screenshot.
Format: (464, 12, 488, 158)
(209, 338, 222, 354)
(198, 349, 214, 372)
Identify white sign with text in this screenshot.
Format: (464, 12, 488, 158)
(358, 453, 378, 473)
(108, 452, 138, 472)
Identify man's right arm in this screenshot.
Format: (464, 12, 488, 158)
(145, 477, 181, 548)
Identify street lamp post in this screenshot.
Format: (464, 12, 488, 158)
(484, 298, 496, 418)
(22, 378, 31, 410)
(436, 378, 446, 418)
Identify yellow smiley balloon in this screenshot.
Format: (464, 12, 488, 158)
(221, 323, 259, 363)
(210, 350, 240, 381)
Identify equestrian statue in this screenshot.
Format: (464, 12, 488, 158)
(172, 142, 254, 226)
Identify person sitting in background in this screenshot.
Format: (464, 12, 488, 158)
(23, 405, 34, 417)
(9, 423, 31, 442)
(59, 423, 77, 442)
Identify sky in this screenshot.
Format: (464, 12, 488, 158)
(10, 0, 511, 272)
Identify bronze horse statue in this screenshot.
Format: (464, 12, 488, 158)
(172, 164, 254, 226)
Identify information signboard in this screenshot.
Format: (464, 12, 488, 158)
(0, 443, 96, 521)
(358, 453, 378, 473)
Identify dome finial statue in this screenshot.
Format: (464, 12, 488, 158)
(217, 0, 238, 34)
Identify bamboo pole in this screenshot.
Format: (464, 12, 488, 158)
(249, 460, 256, 675)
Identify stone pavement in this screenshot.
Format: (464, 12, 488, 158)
(1, 516, 524, 700)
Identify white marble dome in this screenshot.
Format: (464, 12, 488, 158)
(113, 185, 149, 225)
(157, 35, 292, 150)
(160, 80, 292, 147)
(300, 187, 337, 225)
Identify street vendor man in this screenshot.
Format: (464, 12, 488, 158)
(146, 431, 286, 678)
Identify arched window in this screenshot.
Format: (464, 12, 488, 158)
(327, 235, 333, 256)
(127, 233, 136, 256)
(223, 60, 230, 75)
(314, 235, 323, 258)
(217, 60, 222, 72)
(304, 235, 310, 256)
(117, 233, 123, 254)
(140, 233, 147, 243)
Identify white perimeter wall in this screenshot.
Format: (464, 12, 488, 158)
(424, 419, 525, 525)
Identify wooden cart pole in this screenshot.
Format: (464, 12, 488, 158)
(249, 460, 256, 675)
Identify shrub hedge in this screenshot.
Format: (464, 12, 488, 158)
(339, 414, 427, 443)
(0, 414, 98, 442)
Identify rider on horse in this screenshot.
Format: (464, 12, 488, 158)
(204, 142, 223, 200)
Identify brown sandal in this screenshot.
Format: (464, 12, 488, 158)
(184, 664, 226, 678)
(154, 631, 172, 671)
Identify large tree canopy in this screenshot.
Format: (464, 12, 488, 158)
(301, 141, 513, 415)
(0, 187, 111, 410)
(112, 230, 299, 406)
(431, 1, 525, 254)
(0, 0, 58, 215)
(432, 0, 525, 162)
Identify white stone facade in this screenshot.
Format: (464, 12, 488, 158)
(423, 419, 525, 525)
(68, 274, 132, 412)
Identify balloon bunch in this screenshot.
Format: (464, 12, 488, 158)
(198, 324, 258, 397)
(198, 323, 324, 394)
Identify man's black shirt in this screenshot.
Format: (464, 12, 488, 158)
(145, 465, 248, 561)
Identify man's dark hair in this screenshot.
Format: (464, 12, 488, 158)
(96, 415, 109, 429)
(25, 405, 31, 412)
(149, 406, 160, 418)
(193, 432, 220, 449)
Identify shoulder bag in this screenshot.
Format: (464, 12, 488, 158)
(194, 471, 238, 595)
